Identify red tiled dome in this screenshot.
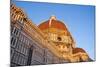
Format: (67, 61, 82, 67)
(38, 16, 67, 31)
(72, 48, 86, 54)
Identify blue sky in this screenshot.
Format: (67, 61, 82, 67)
(12, 1, 95, 60)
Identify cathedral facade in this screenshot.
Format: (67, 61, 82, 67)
(10, 4, 90, 67)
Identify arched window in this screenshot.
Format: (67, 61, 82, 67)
(57, 37, 62, 41)
(27, 46, 33, 65)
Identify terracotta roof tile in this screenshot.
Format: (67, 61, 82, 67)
(38, 19, 67, 31)
(72, 48, 86, 54)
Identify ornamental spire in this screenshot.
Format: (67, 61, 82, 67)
(49, 15, 56, 27)
(50, 15, 56, 20)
